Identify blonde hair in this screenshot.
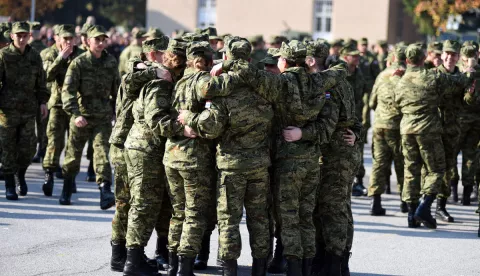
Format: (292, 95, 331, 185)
(187, 55, 213, 71)
(163, 51, 187, 70)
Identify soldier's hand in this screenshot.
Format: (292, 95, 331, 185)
(136, 63, 148, 70)
(283, 126, 302, 142)
(392, 69, 405, 77)
(177, 110, 188, 125)
(156, 68, 173, 82)
(210, 63, 223, 76)
(40, 104, 48, 120)
(343, 128, 356, 146)
(183, 126, 197, 138)
(75, 116, 88, 128)
(61, 46, 73, 59)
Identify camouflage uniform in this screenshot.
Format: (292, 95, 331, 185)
(0, 29, 48, 175)
(118, 28, 146, 76)
(424, 42, 443, 70)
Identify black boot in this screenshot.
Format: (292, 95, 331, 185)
(193, 231, 211, 270)
(352, 177, 367, 197)
(0, 166, 4, 180)
(154, 237, 169, 270)
(55, 166, 64, 179)
(471, 184, 478, 202)
(286, 258, 302, 276)
(267, 238, 286, 273)
(311, 242, 326, 275)
(43, 170, 54, 196)
(221, 259, 238, 276)
(462, 186, 473, 206)
(400, 201, 408, 213)
(414, 195, 437, 229)
(5, 174, 18, 200)
(302, 258, 313, 276)
(99, 181, 115, 210)
(252, 258, 267, 276)
(451, 179, 459, 202)
(167, 252, 179, 276)
(436, 197, 454, 222)
(407, 203, 420, 228)
(385, 175, 391, 194)
(341, 252, 351, 276)
(123, 247, 159, 276)
(32, 146, 44, 163)
(177, 256, 195, 276)
(86, 160, 96, 182)
(59, 176, 74, 205)
(72, 178, 77, 193)
(15, 168, 28, 196)
(111, 241, 127, 272)
(324, 253, 342, 276)
(369, 194, 386, 216)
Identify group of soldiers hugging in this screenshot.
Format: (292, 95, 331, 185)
(0, 18, 480, 276)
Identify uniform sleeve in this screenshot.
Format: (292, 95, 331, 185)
(436, 71, 472, 96)
(369, 73, 382, 110)
(361, 73, 371, 127)
(123, 67, 157, 98)
(311, 63, 348, 91)
(35, 54, 48, 105)
(144, 80, 184, 139)
(46, 53, 66, 82)
(304, 90, 338, 144)
(62, 60, 82, 117)
(199, 71, 239, 99)
(118, 49, 129, 76)
(184, 97, 228, 140)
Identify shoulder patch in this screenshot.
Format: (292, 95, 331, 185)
(325, 91, 331, 99)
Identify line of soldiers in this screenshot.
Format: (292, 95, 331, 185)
(1, 19, 480, 276)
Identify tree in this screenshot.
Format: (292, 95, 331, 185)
(91, 0, 146, 29)
(0, 0, 64, 21)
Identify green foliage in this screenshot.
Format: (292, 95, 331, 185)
(403, 0, 436, 35)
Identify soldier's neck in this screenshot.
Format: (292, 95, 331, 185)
(13, 43, 26, 54)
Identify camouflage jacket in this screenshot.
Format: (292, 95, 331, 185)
(109, 58, 158, 146)
(0, 44, 48, 116)
(250, 48, 267, 69)
(164, 69, 217, 170)
(30, 40, 47, 53)
(394, 65, 472, 135)
(44, 46, 84, 109)
(183, 70, 273, 170)
(62, 50, 119, 119)
(40, 45, 59, 94)
(424, 60, 436, 70)
(358, 51, 380, 91)
(124, 65, 183, 153)
(458, 64, 480, 124)
(377, 52, 388, 71)
(346, 67, 369, 126)
(118, 44, 143, 75)
(369, 62, 405, 130)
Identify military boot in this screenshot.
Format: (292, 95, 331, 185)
(400, 201, 408, 213)
(435, 197, 454, 222)
(4, 174, 18, 200)
(414, 195, 437, 229)
(99, 181, 115, 210)
(167, 252, 179, 276)
(462, 186, 473, 206)
(72, 178, 77, 193)
(471, 183, 478, 202)
(111, 240, 127, 272)
(32, 146, 45, 163)
(123, 247, 159, 276)
(42, 169, 54, 196)
(59, 176, 74, 205)
(302, 258, 313, 276)
(286, 258, 302, 276)
(55, 166, 64, 179)
(177, 256, 195, 276)
(221, 259, 238, 276)
(385, 175, 391, 194)
(0, 166, 4, 181)
(323, 252, 342, 276)
(407, 203, 420, 228)
(267, 238, 286, 273)
(451, 179, 459, 202)
(193, 231, 211, 270)
(352, 177, 366, 197)
(252, 258, 267, 276)
(369, 194, 386, 216)
(341, 252, 351, 276)
(155, 236, 169, 270)
(311, 242, 326, 275)
(86, 160, 96, 182)
(15, 168, 28, 196)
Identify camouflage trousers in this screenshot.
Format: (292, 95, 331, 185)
(452, 119, 480, 187)
(276, 158, 320, 260)
(165, 167, 215, 257)
(315, 132, 360, 257)
(124, 148, 169, 248)
(368, 128, 404, 196)
(36, 107, 48, 153)
(268, 166, 281, 240)
(217, 167, 270, 260)
(42, 107, 69, 170)
(62, 117, 112, 183)
(356, 141, 366, 179)
(111, 145, 171, 243)
(0, 113, 36, 174)
(402, 134, 445, 203)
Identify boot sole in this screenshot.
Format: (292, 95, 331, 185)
(6, 195, 19, 200)
(101, 201, 115, 210)
(59, 200, 72, 205)
(414, 215, 437, 229)
(42, 185, 53, 197)
(369, 211, 386, 216)
(435, 212, 454, 223)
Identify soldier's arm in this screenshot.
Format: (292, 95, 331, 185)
(361, 73, 371, 128)
(183, 97, 227, 140)
(311, 63, 348, 91)
(311, 90, 339, 144)
(369, 73, 383, 110)
(62, 61, 82, 117)
(199, 71, 243, 99)
(118, 50, 129, 76)
(46, 51, 66, 82)
(144, 80, 184, 139)
(35, 54, 48, 105)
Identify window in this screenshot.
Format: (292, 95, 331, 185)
(313, 0, 333, 40)
(197, 0, 217, 28)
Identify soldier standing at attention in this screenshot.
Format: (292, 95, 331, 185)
(375, 40, 389, 71)
(394, 44, 473, 229)
(0, 21, 48, 200)
(424, 41, 443, 70)
(61, 25, 119, 208)
(119, 28, 146, 76)
(41, 24, 84, 196)
(368, 45, 407, 215)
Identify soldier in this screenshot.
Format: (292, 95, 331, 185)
(143, 27, 164, 41)
(41, 24, 84, 196)
(424, 41, 443, 70)
(394, 44, 473, 229)
(177, 36, 273, 276)
(376, 40, 389, 71)
(269, 35, 288, 49)
(61, 25, 119, 208)
(0, 21, 48, 200)
(198, 27, 223, 60)
(368, 45, 406, 215)
(122, 38, 187, 276)
(28, 21, 47, 52)
(119, 28, 146, 76)
(0, 23, 11, 49)
(109, 37, 170, 273)
(78, 23, 91, 51)
(249, 35, 267, 69)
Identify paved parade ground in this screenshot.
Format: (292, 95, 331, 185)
(0, 144, 479, 276)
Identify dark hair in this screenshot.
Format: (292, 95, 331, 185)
(163, 51, 187, 70)
(187, 54, 213, 71)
